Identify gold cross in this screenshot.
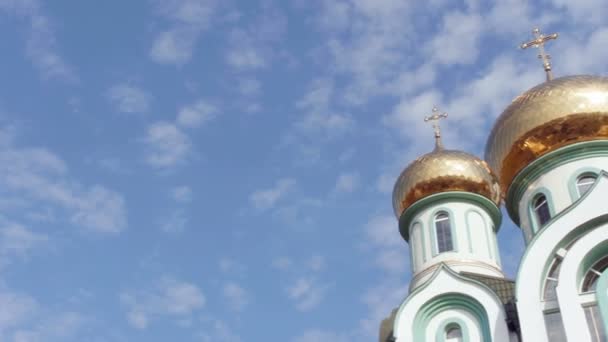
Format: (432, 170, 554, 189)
(521, 27, 559, 81)
(424, 106, 448, 150)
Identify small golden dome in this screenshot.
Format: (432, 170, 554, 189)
(485, 75, 608, 196)
(392, 149, 501, 219)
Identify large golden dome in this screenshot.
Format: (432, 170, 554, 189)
(485, 75, 608, 195)
(392, 149, 501, 219)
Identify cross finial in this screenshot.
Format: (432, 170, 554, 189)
(520, 27, 559, 81)
(424, 106, 448, 150)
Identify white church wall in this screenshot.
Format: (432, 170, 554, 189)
(393, 267, 510, 342)
(516, 173, 608, 342)
(517, 156, 608, 243)
(407, 200, 503, 290)
(556, 224, 608, 341)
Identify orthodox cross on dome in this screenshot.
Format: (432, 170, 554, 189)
(424, 106, 448, 150)
(520, 27, 559, 81)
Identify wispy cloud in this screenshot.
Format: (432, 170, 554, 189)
(107, 84, 151, 114)
(333, 171, 359, 194)
(121, 276, 205, 330)
(159, 209, 188, 233)
(292, 329, 349, 342)
(223, 282, 249, 312)
(224, 4, 287, 71)
(176, 99, 218, 128)
(170, 186, 193, 203)
(249, 178, 296, 211)
(286, 277, 330, 312)
(143, 121, 191, 168)
(150, 0, 218, 65)
(0, 128, 127, 234)
(0, 0, 76, 81)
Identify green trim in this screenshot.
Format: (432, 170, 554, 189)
(527, 187, 555, 234)
(413, 293, 491, 342)
(435, 317, 470, 342)
(507, 140, 608, 224)
(393, 263, 506, 339)
(597, 268, 608, 334)
(568, 167, 601, 202)
(399, 192, 502, 242)
(429, 208, 458, 256)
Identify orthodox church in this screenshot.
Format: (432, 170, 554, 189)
(379, 28, 608, 341)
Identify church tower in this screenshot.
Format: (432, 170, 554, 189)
(484, 28, 608, 341)
(384, 108, 516, 341)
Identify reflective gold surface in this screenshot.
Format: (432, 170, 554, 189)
(392, 149, 501, 218)
(485, 75, 608, 195)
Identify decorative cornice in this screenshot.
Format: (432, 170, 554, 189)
(506, 140, 608, 224)
(399, 191, 502, 242)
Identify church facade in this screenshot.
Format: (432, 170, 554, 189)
(380, 29, 608, 341)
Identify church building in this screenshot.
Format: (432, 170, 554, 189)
(379, 28, 608, 341)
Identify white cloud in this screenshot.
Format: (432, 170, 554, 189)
(0, 220, 47, 261)
(0, 0, 76, 81)
(143, 121, 191, 168)
(224, 5, 287, 71)
(295, 79, 354, 136)
(176, 100, 218, 128)
(271, 256, 293, 271)
(426, 11, 482, 65)
(226, 42, 267, 70)
(159, 209, 188, 233)
(150, 0, 218, 65)
(223, 282, 249, 312)
(364, 214, 401, 249)
(551, 0, 608, 24)
(306, 255, 325, 272)
(170, 186, 192, 203)
(218, 258, 246, 276)
(150, 28, 199, 65)
(199, 320, 242, 342)
(249, 178, 296, 210)
(107, 84, 151, 114)
(0, 129, 127, 234)
(333, 172, 359, 193)
(0, 290, 38, 335)
(237, 78, 261, 96)
(292, 329, 350, 342)
(121, 277, 205, 330)
(286, 277, 329, 312)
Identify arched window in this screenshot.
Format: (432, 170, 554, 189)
(445, 324, 463, 341)
(435, 212, 453, 253)
(543, 257, 562, 300)
(533, 194, 551, 227)
(582, 255, 608, 293)
(577, 174, 597, 196)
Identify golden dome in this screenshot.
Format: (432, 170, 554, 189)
(485, 75, 608, 196)
(392, 148, 501, 219)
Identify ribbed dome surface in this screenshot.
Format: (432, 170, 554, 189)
(392, 149, 501, 219)
(485, 75, 608, 195)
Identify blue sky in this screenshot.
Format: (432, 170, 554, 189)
(0, 0, 606, 341)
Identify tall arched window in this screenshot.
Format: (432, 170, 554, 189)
(445, 324, 463, 341)
(582, 255, 608, 293)
(577, 174, 597, 196)
(435, 212, 453, 253)
(533, 194, 551, 227)
(543, 256, 562, 300)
